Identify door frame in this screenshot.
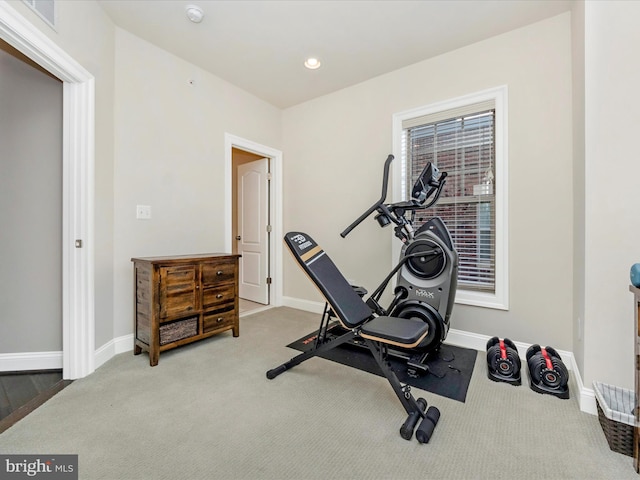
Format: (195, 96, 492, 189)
(225, 133, 283, 307)
(0, 2, 95, 379)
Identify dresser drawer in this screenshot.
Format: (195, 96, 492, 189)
(202, 261, 236, 286)
(203, 284, 236, 310)
(203, 309, 236, 333)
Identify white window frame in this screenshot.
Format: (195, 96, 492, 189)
(21, 0, 57, 30)
(392, 85, 509, 310)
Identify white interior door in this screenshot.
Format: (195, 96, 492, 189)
(237, 158, 269, 304)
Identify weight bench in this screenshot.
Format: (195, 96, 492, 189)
(266, 231, 441, 443)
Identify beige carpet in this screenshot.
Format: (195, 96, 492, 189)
(0, 307, 636, 479)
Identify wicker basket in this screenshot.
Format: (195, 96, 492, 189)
(159, 317, 198, 345)
(593, 381, 635, 457)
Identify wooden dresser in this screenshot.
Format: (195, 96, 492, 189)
(132, 254, 240, 366)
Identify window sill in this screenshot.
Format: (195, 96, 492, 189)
(455, 289, 509, 310)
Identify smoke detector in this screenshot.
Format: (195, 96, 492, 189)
(186, 5, 204, 24)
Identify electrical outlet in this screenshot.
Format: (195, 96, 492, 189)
(136, 205, 151, 220)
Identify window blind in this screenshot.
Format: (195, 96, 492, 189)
(405, 106, 496, 292)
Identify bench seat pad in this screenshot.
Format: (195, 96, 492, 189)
(360, 316, 429, 348)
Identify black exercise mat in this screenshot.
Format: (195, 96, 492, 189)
(287, 330, 477, 402)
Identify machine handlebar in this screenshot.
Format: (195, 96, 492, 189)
(340, 154, 447, 240)
(340, 154, 394, 238)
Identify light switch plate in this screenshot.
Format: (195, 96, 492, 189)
(136, 205, 151, 220)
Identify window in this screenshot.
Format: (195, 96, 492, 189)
(392, 86, 508, 309)
(22, 0, 56, 29)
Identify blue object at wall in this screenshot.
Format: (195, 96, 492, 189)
(631, 264, 640, 287)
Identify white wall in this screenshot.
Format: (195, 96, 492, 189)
(283, 14, 574, 349)
(0, 47, 62, 352)
(583, 0, 640, 390)
(112, 28, 282, 338)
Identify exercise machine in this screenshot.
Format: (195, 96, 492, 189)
(322, 154, 458, 377)
(267, 231, 440, 443)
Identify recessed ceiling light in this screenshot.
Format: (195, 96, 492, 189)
(186, 5, 204, 24)
(304, 58, 321, 70)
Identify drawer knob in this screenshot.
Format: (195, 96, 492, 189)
(216, 294, 223, 299)
(217, 270, 223, 276)
(217, 317, 224, 323)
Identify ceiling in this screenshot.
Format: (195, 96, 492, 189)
(97, 0, 573, 109)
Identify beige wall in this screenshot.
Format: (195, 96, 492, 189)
(283, 14, 574, 349)
(112, 28, 282, 337)
(0, 44, 62, 353)
(583, 0, 640, 389)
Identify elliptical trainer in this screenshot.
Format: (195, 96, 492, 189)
(340, 154, 459, 377)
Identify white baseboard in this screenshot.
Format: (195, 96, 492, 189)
(445, 327, 491, 352)
(240, 305, 274, 317)
(282, 296, 325, 314)
(281, 297, 596, 415)
(569, 354, 597, 415)
(447, 328, 596, 414)
(94, 334, 134, 370)
(447, 329, 574, 373)
(0, 351, 62, 371)
(0, 336, 134, 373)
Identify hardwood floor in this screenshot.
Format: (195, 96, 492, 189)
(0, 370, 71, 433)
(239, 298, 268, 314)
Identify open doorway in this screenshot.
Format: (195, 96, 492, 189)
(0, 4, 95, 379)
(232, 148, 270, 312)
(0, 39, 63, 369)
(225, 134, 283, 315)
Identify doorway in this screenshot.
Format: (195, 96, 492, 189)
(0, 39, 63, 368)
(233, 149, 270, 306)
(225, 134, 283, 312)
(0, 4, 95, 379)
